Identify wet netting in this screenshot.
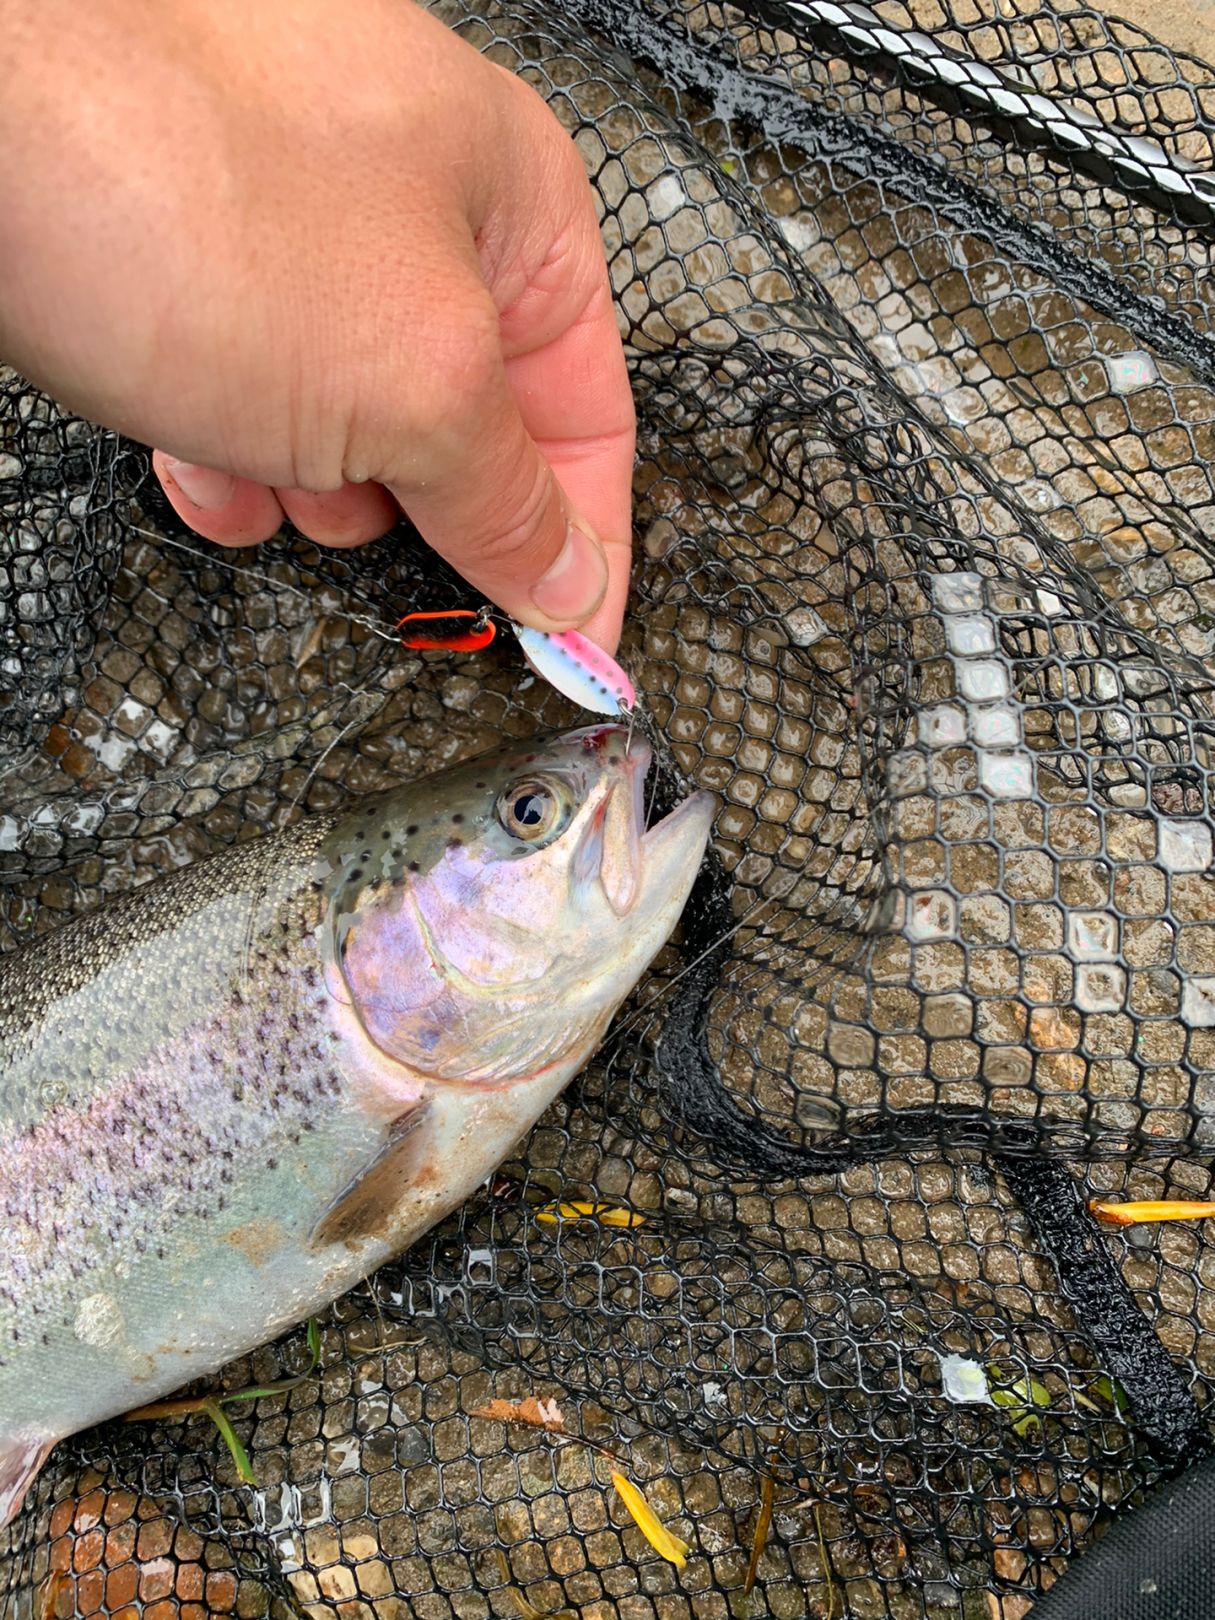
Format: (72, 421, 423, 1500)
(4, 0, 1215, 1614)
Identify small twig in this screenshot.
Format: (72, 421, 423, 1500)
(743, 1473, 775, 1596)
(1089, 1197, 1215, 1227)
(123, 1320, 322, 1484)
(814, 1505, 837, 1620)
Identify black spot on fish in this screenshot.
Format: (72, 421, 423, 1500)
(349, 867, 364, 883)
(452, 813, 464, 825)
(406, 824, 418, 836)
(408, 860, 421, 873)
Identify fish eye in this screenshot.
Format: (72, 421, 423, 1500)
(496, 776, 569, 843)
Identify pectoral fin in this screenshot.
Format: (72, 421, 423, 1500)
(310, 1101, 433, 1250)
(0, 1436, 55, 1529)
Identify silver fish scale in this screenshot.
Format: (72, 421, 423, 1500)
(0, 816, 347, 1381)
(0, 818, 337, 1123)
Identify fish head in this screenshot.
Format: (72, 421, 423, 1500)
(325, 725, 714, 1088)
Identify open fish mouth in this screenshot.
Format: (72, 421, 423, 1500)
(570, 727, 713, 918)
(575, 720, 700, 840)
(637, 743, 700, 836)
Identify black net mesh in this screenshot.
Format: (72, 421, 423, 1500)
(4, 0, 1215, 1615)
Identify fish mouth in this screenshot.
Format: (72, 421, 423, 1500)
(639, 784, 716, 868)
(636, 744, 704, 837)
(633, 746, 716, 913)
(573, 726, 714, 918)
(576, 733, 648, 917)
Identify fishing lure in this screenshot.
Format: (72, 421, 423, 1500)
(396, 608, 497, 653)
(510, 623, 635, 718)
(397, 603, 635, 719)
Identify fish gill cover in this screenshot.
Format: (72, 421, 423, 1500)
(2, 0, 1215, 1614)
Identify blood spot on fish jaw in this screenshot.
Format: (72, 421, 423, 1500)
(580, 725, 626, 754)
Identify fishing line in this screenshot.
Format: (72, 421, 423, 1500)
(130, 524, 405, 645)
(603, 875, 801, 1054)
(287, 704, 377, 816)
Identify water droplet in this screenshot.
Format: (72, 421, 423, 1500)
(907, 890, 957, 942)
(931, 571, 984, 614)
(971, 706, 1021, 748)
(1182, 977, 1215, 1028)
(1068, 912, 1119, 961)
(978, 751, 1034, 799)
(921, 704, 967, 747)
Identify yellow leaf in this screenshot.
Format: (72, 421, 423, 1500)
(611, 1471, 690, 1570)
(743, 1474, 775, 1596)
(535, 1202, 646, 1228)
(1088, 1197, 1215, 1227)
(596, 1206, 647, 1228)
(535, 1201, 595, 1224)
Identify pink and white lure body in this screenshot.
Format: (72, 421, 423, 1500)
(511, 623, 635, 718)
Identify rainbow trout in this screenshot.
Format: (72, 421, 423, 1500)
(0, 724, 713, 1524)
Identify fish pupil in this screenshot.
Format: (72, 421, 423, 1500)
(513, 793, 545, 826)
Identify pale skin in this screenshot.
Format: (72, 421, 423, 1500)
(0, 0, 636, 652)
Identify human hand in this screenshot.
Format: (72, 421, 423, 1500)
(0, 0, 635, 651)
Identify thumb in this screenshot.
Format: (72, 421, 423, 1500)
(383, 329, 609, 633)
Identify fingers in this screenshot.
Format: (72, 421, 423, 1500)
(379, 291, 614, 638)
(389, 445, 610, 637)
(154, 453, 399, 549)
(157, 418, 615, 648)
(491, 131, 636, 652)
(149, 84, 636, 652)
(155, 453, 284, 545)
(562, 527, 632, 655)
(505, 284, 635, 655)
(276, 483, 399, 549)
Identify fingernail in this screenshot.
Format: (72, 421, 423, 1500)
(162, 456, 237, 511)
(530, 521, 608, 624)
